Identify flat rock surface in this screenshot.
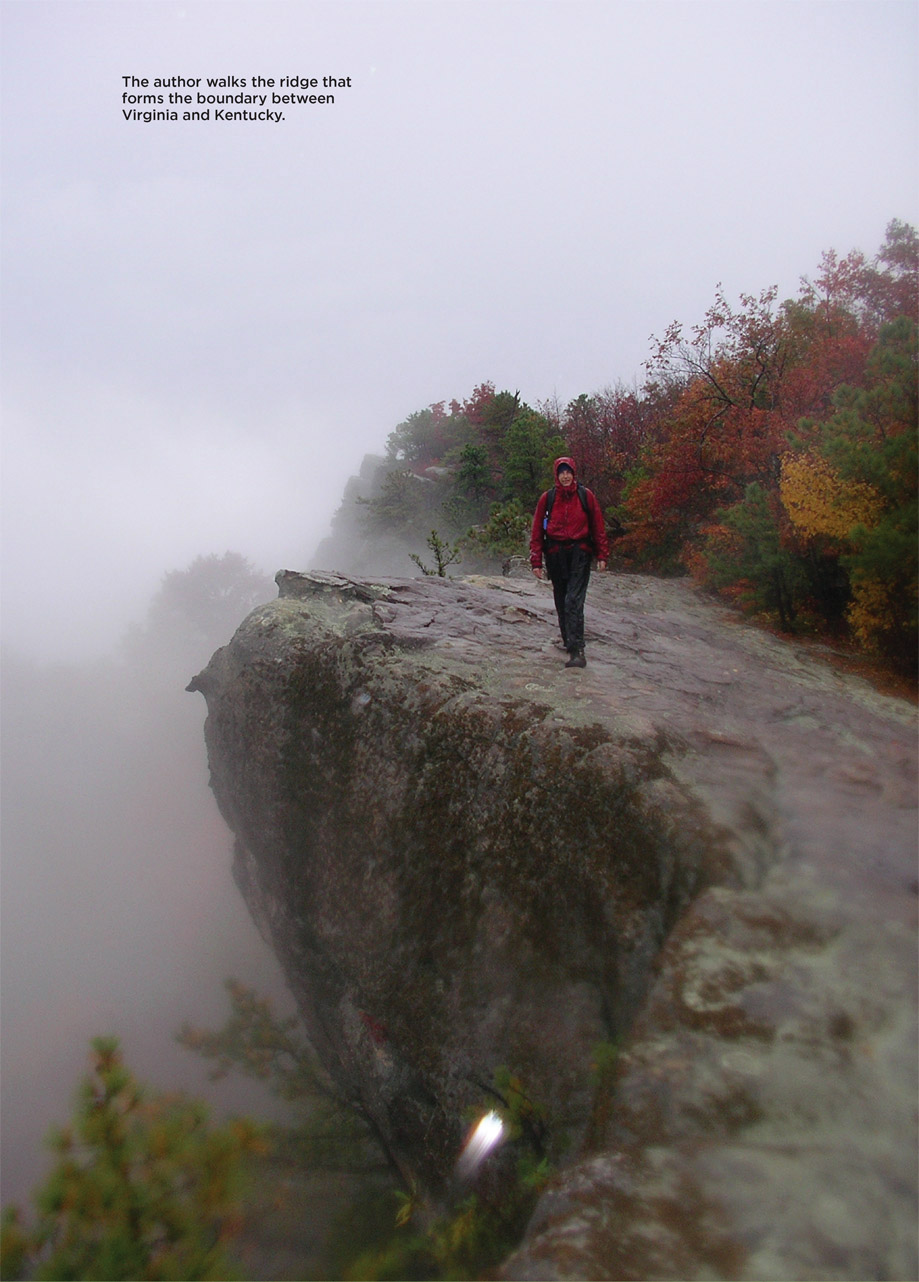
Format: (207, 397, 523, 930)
(191, 570, 917, 1280)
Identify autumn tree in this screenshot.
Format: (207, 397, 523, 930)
(342, 226, 916, 668)
(782, 316, 918, 664)
(617, 285, 793, 568)
(560, 386, 656, 516)
(560, 395, 605, 482)
(451, 382, 498, 431)
(797, 219, 918, 334)
(620, 223, 917, 665)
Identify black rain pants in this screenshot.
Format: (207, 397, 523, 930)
(544, 543, 592, 653)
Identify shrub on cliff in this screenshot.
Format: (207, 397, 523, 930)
(0, 1038, 264, 1281)
(178, 978, 378, 1172)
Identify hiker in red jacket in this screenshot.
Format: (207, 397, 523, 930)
(530, 457, 608, 668)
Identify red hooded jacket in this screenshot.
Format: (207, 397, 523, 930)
(529, 457, 609, 568)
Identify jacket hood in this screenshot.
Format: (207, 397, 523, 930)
(554, 456, 578, 483)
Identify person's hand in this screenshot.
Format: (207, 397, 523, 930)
(532, 567, 544, 580)
(597, 561, 607, 572)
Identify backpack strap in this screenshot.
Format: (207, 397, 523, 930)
(578, 484, 595, 552)
(541, 487, 556, 543)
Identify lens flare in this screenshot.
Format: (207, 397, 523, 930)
(456, 1109, 506, 1178)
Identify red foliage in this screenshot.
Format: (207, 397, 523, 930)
(559, 387, 658, 512)
(454, 383, 497, 427)
(617, 236, 906, 570)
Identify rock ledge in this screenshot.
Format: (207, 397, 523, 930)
(189, 571, 917, 1279)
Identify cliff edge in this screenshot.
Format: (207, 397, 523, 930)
(189, 570, 917, 1279)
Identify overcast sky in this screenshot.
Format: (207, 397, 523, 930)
(2, 0, 916, 661)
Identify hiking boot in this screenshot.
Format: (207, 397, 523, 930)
(565, 649, 586, 668)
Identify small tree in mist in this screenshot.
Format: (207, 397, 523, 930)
(178, 981, 399, 1279)
(123, 553, 275, 672)
(409, 530, 462, 578)
(0, 1037, 265, 1281)
(178, 979, 380, 1172)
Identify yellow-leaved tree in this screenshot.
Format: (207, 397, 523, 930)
(782, 316, 917, 665)
(779, 453, 882, 542)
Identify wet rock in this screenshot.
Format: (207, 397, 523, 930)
(190, 571, 917, 1278)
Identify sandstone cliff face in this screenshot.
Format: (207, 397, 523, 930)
(189, 571, 917, 1279)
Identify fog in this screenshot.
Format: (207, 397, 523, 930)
(0, 584, 300, 1207)
(3, 0, 916, 661)
(1, 0, 916, 1216)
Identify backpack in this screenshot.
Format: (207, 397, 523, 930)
(542, 482, 594, 549)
